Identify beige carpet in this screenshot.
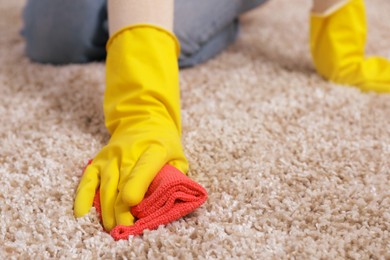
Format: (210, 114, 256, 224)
(1, 0, 390, 258)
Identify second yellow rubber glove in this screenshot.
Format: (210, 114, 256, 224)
(310, 0, 390, 92)
(74, 25, 188, 231)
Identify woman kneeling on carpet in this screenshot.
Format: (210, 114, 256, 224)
(21, 0, 390, 237)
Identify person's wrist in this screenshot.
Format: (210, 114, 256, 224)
(108, 0, 174, 36)
(312, 0, 350, 16)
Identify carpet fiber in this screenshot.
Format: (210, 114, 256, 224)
(1, 0, 389, 258)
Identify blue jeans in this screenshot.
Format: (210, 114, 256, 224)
(22, 0, 268, 68)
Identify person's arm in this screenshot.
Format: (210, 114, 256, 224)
(311, 0, 349, 16)
(74, 0, 188, 231)
(108, 0, 174, 35)
(310, 0, 390, 93)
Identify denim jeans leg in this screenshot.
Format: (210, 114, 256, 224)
(177, 20, 240, 68)
(240, 0, 270, 14)
(22, 0, 268, 66)
(22, 0, 107, 64)
(174, 0, 268, 68)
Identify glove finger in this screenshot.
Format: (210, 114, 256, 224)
(100, 159, 120, 232)
(74, 164, 100, 217)
(115, 192, 135, 227)
(121, 146, 166, 206)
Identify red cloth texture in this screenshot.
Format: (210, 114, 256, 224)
(83, 161, 208, 240)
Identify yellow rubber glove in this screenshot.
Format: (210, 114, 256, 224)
(310, 0, 390, 92)
(74, 25, 189, 231)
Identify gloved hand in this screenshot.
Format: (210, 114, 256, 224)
(74, 25, 189, 231)
(310, 0, 390, 92)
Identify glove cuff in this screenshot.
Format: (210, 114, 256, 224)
(106, 24, 180, 57)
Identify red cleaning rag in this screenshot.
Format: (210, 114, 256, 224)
(85, 162, 208, 240)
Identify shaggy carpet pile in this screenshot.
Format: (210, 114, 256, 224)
(1, 0, 389, 258)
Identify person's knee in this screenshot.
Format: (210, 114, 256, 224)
(174, 0, 243, 67)
(240, 0, 270, 14)
(178, 20, 239, 68)
(22, 0, 107, 64)
(23, 24, 92, 64)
